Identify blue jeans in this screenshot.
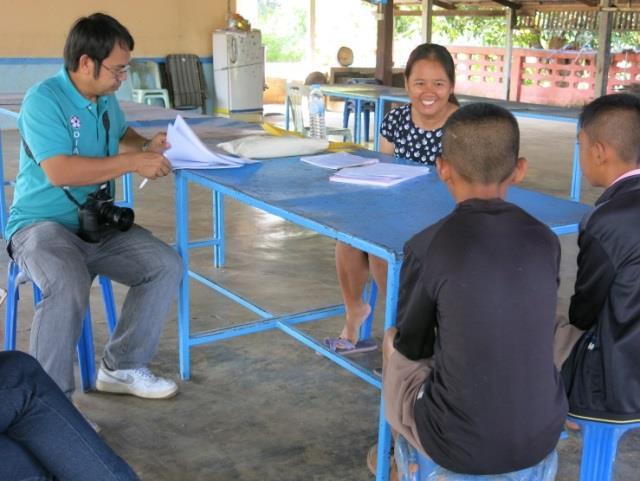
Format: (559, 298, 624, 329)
(0, 351, 139, 481)
(395, 434, 558, 481)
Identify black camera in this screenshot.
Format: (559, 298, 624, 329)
(77, 184, 134, 243)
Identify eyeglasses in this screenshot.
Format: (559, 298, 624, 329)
(101, 64, 130, 79)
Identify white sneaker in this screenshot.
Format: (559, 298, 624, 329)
(96, 365, 178, 399)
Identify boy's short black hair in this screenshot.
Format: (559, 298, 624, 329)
(64, 13, 134, 77)
(579, 93, 640, 165)
(441, 103, 520, 184)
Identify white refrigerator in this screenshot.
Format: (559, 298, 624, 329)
(213, 30, 264, 115)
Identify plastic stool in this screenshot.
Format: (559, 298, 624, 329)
(568, 415, 640, 481)
(3, 260, 118, 392)
(342, 77, 379, 143)
(394, 434, 558, 481)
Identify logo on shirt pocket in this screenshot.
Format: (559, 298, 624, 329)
(70, 116, 81, 154)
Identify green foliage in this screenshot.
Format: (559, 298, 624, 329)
(434, 15, 505, 46)
(612, 31, 640, 51)
(258, 0, 307, 62)
(395, 7, 421, 40)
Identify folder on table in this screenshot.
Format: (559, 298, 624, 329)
(300, 152, 379, 170)
(329, 163, 429, 187)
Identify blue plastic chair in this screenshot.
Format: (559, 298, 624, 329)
(394, 434, 559, 481)
(568, 415, 640, 481)
(3, 261, 118, 392)
(342, 78, 380, 143)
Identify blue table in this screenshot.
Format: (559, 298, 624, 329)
(304, 85, 584, 201)
(174, 151, 591, 481)
(376, 91, 583, 200)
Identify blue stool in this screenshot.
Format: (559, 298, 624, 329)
(394, 434, 558, 481)
(3, 260, 118, 392)
(342, 78, 380, 143)
(568, 415, 640, 481)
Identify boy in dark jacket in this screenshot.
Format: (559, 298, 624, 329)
(382, 103, 567, 476)
(562, 93, 640, 422)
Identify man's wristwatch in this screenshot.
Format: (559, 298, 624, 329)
(142, 139, 151, 152)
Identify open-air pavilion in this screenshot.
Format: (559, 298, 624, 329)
(1, 1, 639, 480)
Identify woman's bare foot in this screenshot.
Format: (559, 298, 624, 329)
(340, 303, 372, 344)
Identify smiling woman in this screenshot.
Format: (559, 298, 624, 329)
(326, 44, 461, 359)
(380, 43, 459, 164)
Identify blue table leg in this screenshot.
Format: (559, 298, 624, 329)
(354, 100, 362, 144)
(214, 191, 225, 267)
(123, 173, 134, 208)
(374, 98, 385, 152)
(175, 171, 192, 380)
(0, 131, 6, 234)
(375, 258, 402, 481)
(376, 397, 393, 481)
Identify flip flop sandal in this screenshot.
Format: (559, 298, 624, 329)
(323, 337, 378, 355)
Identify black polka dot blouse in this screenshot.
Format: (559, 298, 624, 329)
(379, 104, 443, 165)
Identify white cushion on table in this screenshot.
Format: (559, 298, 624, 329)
(218, 135, 329, 159)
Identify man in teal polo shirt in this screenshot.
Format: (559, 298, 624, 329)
(6, 13, 181, 402)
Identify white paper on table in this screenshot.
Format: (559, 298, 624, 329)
(300, 152, 379, 170)
(329, 162, 430, 187)
(163, 115, 256, 170)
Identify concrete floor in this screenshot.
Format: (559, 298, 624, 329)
(1, 107, 639, 481)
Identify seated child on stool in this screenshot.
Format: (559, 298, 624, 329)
(561, 93, 640, 423)
(383, 103, 567, 476)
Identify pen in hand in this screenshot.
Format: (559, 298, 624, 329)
(139, 178, 149, 190)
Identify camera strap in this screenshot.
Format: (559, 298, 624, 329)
(102, 110, 110, 157)
(21, 110, 112, 203)
(61, 187, 82, 207)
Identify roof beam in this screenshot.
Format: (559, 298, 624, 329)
(577, 0, 599, 5)
(491, 0, 521, 9)
(393, 0, 456, 13)
(434, 0, 456, 9)
(520, 4, 597, 13)
(399, 8, 505, 16)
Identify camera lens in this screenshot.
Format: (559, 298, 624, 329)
(101, 204, 135, 231)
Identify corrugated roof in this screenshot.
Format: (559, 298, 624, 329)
(393, 0, 640, 31)
(395, 0, 640, 11)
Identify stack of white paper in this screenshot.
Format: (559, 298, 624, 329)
(329, 162, 430, 187)
(164, 115, 254, 170)
(300, 152, 379, 170)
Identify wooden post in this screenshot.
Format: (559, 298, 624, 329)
(375, 0, 394, 86)
(309, 0, 317, 68)
(509, 51, 523, 102)
(594, 0, 613, 97)
(503, 7, 514, 100)
(421, 0, 433, 43)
